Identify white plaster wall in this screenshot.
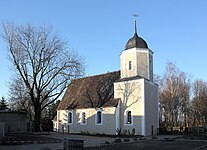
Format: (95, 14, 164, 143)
(56, 110, 69, 132)
(57, 107, 117, 135)
(137, 52, 148, 79)
(120, 48, 137, 78)
(144, 80, 159, 136)
(120, 48, 153, 82)
(52, 120, 58, 132)
(114, 79, 145, 135)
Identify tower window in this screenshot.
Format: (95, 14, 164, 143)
(124, 109, 133, 125)
(129, 61, 132, 70)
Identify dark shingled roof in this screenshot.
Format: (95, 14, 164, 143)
(125, 33, 148, 50)
(57, 71, 120, 110)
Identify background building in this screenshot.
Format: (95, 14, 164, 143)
(0, 111, 27, 133)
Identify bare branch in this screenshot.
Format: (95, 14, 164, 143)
(2, 22, 85, 131)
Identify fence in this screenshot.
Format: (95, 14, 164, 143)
(0, 122, 5, 144)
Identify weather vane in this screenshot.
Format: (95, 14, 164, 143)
(132, 14, 139, 21)
(132, 14, 139, 33)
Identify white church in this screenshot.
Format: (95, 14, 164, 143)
(54, 19, 159, 136)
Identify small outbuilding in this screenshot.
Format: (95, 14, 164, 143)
(0, 111, 27, 133)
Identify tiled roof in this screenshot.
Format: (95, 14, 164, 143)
(57, 71, 120, 110)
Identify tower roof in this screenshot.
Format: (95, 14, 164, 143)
(125, 18, 148, 50)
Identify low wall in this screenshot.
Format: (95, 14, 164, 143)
(0, 122, 5, 144)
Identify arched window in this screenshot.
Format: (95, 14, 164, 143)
(96, 110, 102, 125)
(81, 112, 86, 124)
(68, 112, 73, 124)
(129, 61, 132, 70)
(127, 111, 132, 124)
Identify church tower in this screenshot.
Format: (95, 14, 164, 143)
(120, 18, 153, 81)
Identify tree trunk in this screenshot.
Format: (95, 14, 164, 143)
(184, 112, 187, 127)
(34, 104, 42, 132)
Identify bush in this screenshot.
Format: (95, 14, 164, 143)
(132, 128, 135, 135)
(116, 128, 121, 135)
(123, 138, 130, 142)
(159, 126, 170, 135)
(114, 138, 121, 143)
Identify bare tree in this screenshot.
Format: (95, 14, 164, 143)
(2, 22, 85, 131)
(159, 63, 180, 127)
(8, 76, 34, 121)
(179, 72, 191, 127)
(159, 62, 191, 128)
(192, 79, 207, 126)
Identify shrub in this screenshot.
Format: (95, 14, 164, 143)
(116, 128, 121, 135)
(132, 128, 135, 135)
(123, 138, 130, 142)
(114, 138, 121, 143)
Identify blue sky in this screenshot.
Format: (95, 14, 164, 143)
(0, 0, 207, 98)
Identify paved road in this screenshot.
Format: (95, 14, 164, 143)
(86, 141, 207, 150)
(1, 133, 207, 150)
(1, 140, 207, 150)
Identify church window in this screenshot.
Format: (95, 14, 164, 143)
(81, 112, 86, 125)
(68, 111, 73, 124)
(129, 61, 132, 70)
(96, 110, 103, 125)
(127, 111, 132, 124)
(124, 109, 133, 125)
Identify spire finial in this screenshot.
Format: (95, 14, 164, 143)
(132, 14, 139, 34)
